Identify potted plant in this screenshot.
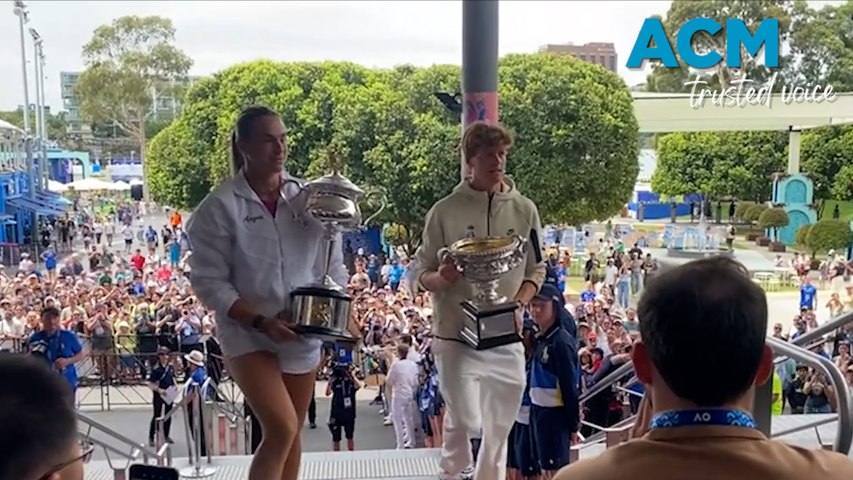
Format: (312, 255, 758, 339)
(758, 207, 790, 252)
(807, 219, 853, 262)
(744, 204, 768, 241)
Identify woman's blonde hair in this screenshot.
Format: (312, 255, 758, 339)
(461, 121, 514, 163)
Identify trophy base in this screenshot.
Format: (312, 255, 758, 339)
(459, 300, 522, 350)
(290, 286, 354, 344)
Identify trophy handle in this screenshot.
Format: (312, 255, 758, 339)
(282, 178, 307, 198)
(437, 247, 454, 265)
(512, 235, 528, 266)
(362, 190, 388, 226)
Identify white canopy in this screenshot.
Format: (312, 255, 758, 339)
(67, 177, 116, 191)
(632, 92, 853, 133)
(128, 178, 143, 186)
(0, 119, 24, 135)
(48, 180, 68, 193)
(111, 180, 131, 191)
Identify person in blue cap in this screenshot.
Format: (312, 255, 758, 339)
(529, 282, 580, 475)
(542, 266, 576, 339)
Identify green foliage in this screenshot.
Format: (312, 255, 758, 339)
(735, 201, 756, 221)
(146, 120, 211, 209)
(795, 224, 811, 247)
(147, 56, 639, 251)
(500, 53, 639, 225)
(806, 219, 852, 253)
(788, 0, 853, 91)
(650, 131, 787, 200)
(801, 125, 853, 200)
(831, 165, 853, 201)
(758, 207, 790, 238)
(76, 16, 192, 135)
(644, 0, 794, 93)
(745, 204, 768, 223)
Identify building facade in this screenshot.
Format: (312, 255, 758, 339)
(539, 42, 618, 72)
(59, 71, 202, 135)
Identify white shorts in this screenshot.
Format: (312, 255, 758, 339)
(218, 318, 322, 375)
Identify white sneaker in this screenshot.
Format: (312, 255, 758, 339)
(383, 416, 393, 426)
(460, 466, 474, 479)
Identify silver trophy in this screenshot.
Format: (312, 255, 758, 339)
(285, 150, 386, 343)
(438, 235, 528, 350)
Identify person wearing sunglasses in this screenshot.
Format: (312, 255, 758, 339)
(0, 355, 92, 480)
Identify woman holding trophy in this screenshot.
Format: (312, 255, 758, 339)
(187, 106, 349, 480)
(411, 122, 547, 480)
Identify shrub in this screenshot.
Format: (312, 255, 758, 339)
(806, 219, 852, 255)
(795, 224, 811, 247)
(735, 201, 756, 221)
(758, 207, 790, 239)
(744, 204, 768, 224)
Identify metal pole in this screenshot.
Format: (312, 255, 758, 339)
(31, 35, 43, 191)
(38, 47, 49, 187)
(460, 0, 499, 180)
(14, 1, 31, 133)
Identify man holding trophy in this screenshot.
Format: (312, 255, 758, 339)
(411, 122, 547, 480)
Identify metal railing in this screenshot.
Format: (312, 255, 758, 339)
(78, 411, 173, 480)
(575, 310, 853, 453)
(767, 336, 853, 453)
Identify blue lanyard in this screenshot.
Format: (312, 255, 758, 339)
(649, 409, 757, 430)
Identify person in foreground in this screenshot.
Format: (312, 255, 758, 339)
(554, 256, 853, 480)
(0, 355, 92, 480)
(187, 106, 349, 480)
(411, 122, 547, 480)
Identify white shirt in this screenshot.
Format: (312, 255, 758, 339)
(387, 357, 420, 402)
(187, 172, 349, 360)
(0, 317, 25, 351)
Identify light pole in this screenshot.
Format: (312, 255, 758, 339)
(31, 28, 45, 192)
(13, 1, 30, 132)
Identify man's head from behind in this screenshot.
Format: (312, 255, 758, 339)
(633, 257, 772, 409)
(0, 355, 85, 480)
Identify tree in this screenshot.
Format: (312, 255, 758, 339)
(651, 131, 787, 201)
(500, 53, 639, 225)
(758, 207, 790, 240)
(788, 0, 853, 91)
(147, 56, 639, 244)
(806, 219, 852, 254)
(644, 0, 795, 94)
(75, 15, 192, 201)
(801, 125, 853, 200)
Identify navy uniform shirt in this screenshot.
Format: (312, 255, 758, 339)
(529, 322, 579, 432)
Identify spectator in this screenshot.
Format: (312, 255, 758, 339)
(0, 355, 92, 480)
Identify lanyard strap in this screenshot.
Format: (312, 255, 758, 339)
(650, 409, 757, 430)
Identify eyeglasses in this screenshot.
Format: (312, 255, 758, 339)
(38, 440, 94, 480)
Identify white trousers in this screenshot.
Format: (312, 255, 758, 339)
(434, 338, 525, 480)
(392, 396, 417, 449)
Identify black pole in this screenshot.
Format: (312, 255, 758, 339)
(461, 0, 499, 178)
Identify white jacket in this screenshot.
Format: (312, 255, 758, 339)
(186, 172, 349, 359)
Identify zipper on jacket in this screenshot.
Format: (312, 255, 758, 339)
(486, 192, 495, 236)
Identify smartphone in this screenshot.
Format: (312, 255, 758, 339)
(128, 464, 180, 480)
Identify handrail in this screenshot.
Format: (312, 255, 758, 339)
(578, 361, 634, 404)
(77, 412, 163, 459)
(582, 311, 853, 407)
(791, 311, 853, 347)
(767, 336, 853, 454)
